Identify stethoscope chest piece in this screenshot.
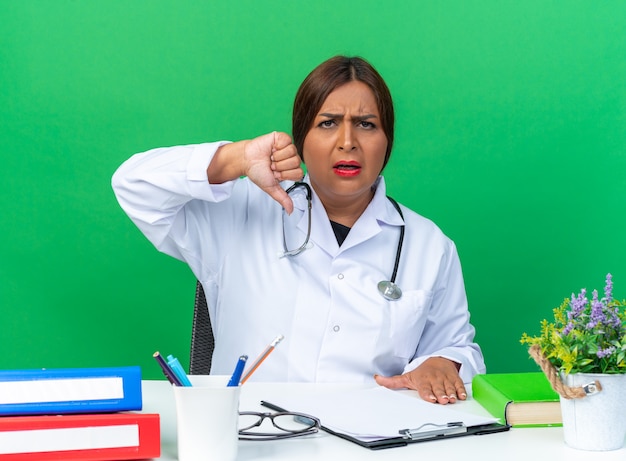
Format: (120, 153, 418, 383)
(378, 280, 402, 301)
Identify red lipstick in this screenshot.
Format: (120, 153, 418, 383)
(333, 160, 361, 177)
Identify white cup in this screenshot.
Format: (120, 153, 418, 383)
(173, 375, 241, 461)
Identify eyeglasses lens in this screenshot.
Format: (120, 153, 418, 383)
(238, 412, 318, 438)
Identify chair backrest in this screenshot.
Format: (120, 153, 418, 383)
(189, 280, 215, 375)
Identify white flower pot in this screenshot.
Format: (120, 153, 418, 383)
(560, 372, 626, 451)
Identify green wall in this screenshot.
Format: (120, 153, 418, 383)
(2, 1, 625, 379)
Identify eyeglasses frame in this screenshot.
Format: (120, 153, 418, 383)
(238, 410, 321, 440)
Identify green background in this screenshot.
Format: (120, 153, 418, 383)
(2, 1, 625, 380)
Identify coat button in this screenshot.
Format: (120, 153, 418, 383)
(333, 325, 340, 332)
(337, 273, 344, 280)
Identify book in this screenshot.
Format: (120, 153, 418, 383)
(0, 366, 142, 416)
(471, 372, 562, 427)
(0, 412, 160, 460)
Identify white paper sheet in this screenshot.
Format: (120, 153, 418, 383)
(272, 386, 497, 442)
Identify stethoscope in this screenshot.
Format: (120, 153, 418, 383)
(281, 182, 405, 301)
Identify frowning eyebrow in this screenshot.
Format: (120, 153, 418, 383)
(318, 113, 379, 122)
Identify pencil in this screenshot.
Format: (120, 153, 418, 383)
(240, 335, 284, 384)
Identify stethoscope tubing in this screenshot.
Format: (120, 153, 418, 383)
(282, 181, 405, 300)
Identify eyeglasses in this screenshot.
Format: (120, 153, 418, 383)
(238, 411, 320, 440)
(280, 182, 312, 258)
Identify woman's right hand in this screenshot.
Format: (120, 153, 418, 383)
(208, 132, 303, 213)
(244, 132, 303, 213)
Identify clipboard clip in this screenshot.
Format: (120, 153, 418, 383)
(398, 421, 467, 440)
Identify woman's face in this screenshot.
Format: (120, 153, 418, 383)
(302, 80, 388, 206)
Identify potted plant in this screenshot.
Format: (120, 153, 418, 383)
(520, 273, 626, 451)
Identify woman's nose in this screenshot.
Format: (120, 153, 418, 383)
(337, 124, 356, 151)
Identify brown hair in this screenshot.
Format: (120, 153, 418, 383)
(292, 56, 395, 170)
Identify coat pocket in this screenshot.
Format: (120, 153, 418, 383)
(388, 290, 433, 359)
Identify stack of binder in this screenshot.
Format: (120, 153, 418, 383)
(0, 366, 160, 460)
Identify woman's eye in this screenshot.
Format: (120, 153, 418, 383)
(319, 120, 335, 128)
(358, 121, 375, 129)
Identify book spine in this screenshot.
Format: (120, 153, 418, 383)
(471, 375, 510, 425)
(0, 413, 160, 460)
(0, 366, 142, 415)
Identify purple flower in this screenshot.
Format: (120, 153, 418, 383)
(604, 273, 613, 303)
(607, 306, 621, 329)
(563, 322, 574, 335)
(569, 289, 587, 318)
(597, 346, 616, 358)
(587, 289, 604, 329)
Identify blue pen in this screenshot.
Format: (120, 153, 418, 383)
(167, 354, 193, 387)
(227, 355, 248, 387)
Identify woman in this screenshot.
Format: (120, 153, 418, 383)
(112, 56, 485, 404)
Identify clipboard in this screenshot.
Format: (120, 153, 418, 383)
(321, 419, 510, 449)
(261, 400, 510, 450)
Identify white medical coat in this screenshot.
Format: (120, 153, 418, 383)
(112, 142, 486, 383)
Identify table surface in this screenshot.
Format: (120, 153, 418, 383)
(141, 380, 626, 461)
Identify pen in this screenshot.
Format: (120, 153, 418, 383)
(227, 355, 248, 387)
(240, 334, 284, 385)
(167, 354, 192, 387)
(153, 351, 184, 386)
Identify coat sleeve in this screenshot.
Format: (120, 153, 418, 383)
(402, 240, 486, 383)
(111, 141, 242, 281)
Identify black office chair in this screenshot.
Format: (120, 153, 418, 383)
(189, 280, 215, 375)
